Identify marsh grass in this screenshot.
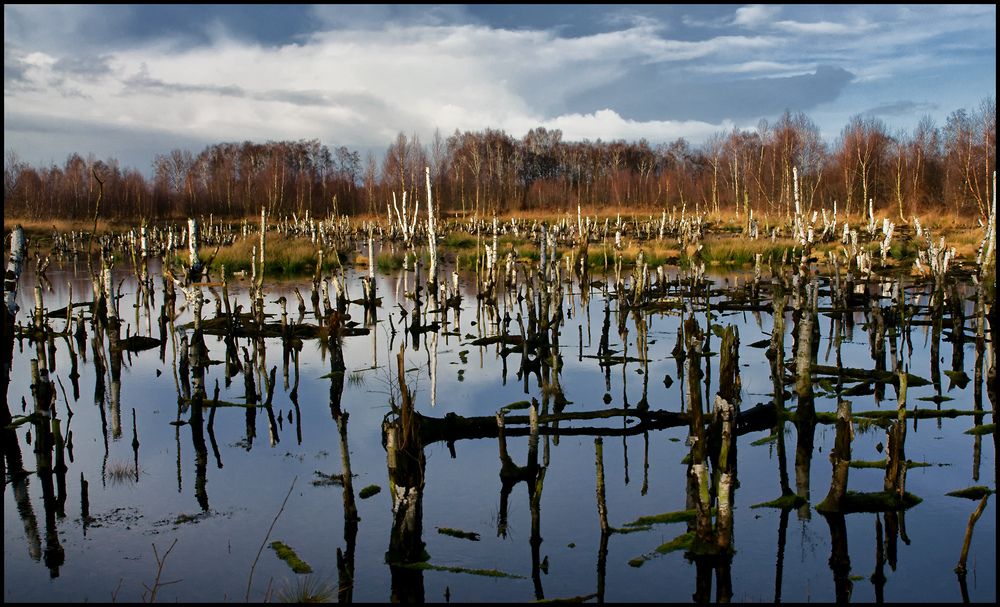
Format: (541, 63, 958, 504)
(106, 459, 140, 487)
(441, 232, 478, 249)
(346, 369, 369, 387)
(274, 573, 338, 603)
(515, 245, 540, 262)
(212, 236, 347, 277)
(374, 249, 419, 273)
(697, 238, 796, 267)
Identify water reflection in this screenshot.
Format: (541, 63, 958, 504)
(3, 230, 996, 603)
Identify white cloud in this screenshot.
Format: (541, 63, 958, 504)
(733, 5, 781, 29)
(528, 109, 732, 144)
(3, 5, 994, 174)
(772, 19, 874, 36)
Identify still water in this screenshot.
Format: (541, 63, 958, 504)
(3, 252, 995, 603)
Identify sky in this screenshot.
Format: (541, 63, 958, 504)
(4, 4, 996, 176)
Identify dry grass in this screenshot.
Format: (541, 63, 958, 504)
(4, 218, 118, 243)
(6, 206, 988, 267)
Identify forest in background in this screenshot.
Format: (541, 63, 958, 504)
(4, 96, 994, 226)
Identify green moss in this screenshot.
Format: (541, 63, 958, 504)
(751, 434, 778, 446)
(270, 541, 313, 574)
(622, 508, 702, 528)
(654, 531, 694, 555)
(849, 460, 887, 469)
(815, 490, 922, 514)
(918, 395, 954, 404)
(964, 423, 995, 436)
(394, 561, 524, 578)
(359, 484, 381, 499)
(750, 494, 808, 510)
(500, 400, 532, 412)
(628, 531, 695, 567)
(945, 486, 993, 500)
(848, 459, 933, 470)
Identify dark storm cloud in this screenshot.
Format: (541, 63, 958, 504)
(565, 65, 854, 123)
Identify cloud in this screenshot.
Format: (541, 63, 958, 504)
(2, 5, 994, 177)
(733, 5, 781, 29)
(527, 109, 730, 145)
(566, 66, 855, 124)
(864, 100, 939, 118)
(52, 54, 116, 81)
(772, 19, 874, 36)
(4, 43, 33, 88)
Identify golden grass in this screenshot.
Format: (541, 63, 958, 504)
(4, 218, 117, 241)
(6, 206, 988, 267)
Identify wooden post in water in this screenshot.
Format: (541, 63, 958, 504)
(683, 317, 714, 550)
(714, 325, 739, 555)
(816, 398, 854, 513)
(385, 348, 425, 566)
(884, 369, 908, 495)
(793, 279, 817, 512)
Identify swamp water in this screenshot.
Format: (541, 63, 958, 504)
(3, 252, 996, 603)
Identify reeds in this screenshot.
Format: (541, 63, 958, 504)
(274, 573, 338, 603)
(106, 459, 139, 487)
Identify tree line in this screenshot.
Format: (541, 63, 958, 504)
(4, 96, 994, 224)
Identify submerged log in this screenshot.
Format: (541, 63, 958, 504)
(815, 490, 921, 513)
(113, 335, 165, 353)
(413, 406, 690, 445)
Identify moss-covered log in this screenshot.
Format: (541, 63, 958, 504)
(815, 490, 921, 514)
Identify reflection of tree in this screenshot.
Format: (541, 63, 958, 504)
(683, 316, 740, 603)
(327, 318, 358, 601)
(793, 278, 818, 519)
(30, 340, 65, 577)
(495, 399, 547, 599)
(384, 347, 426, 602)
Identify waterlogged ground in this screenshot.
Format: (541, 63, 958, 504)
(3, 251, 996, 603)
